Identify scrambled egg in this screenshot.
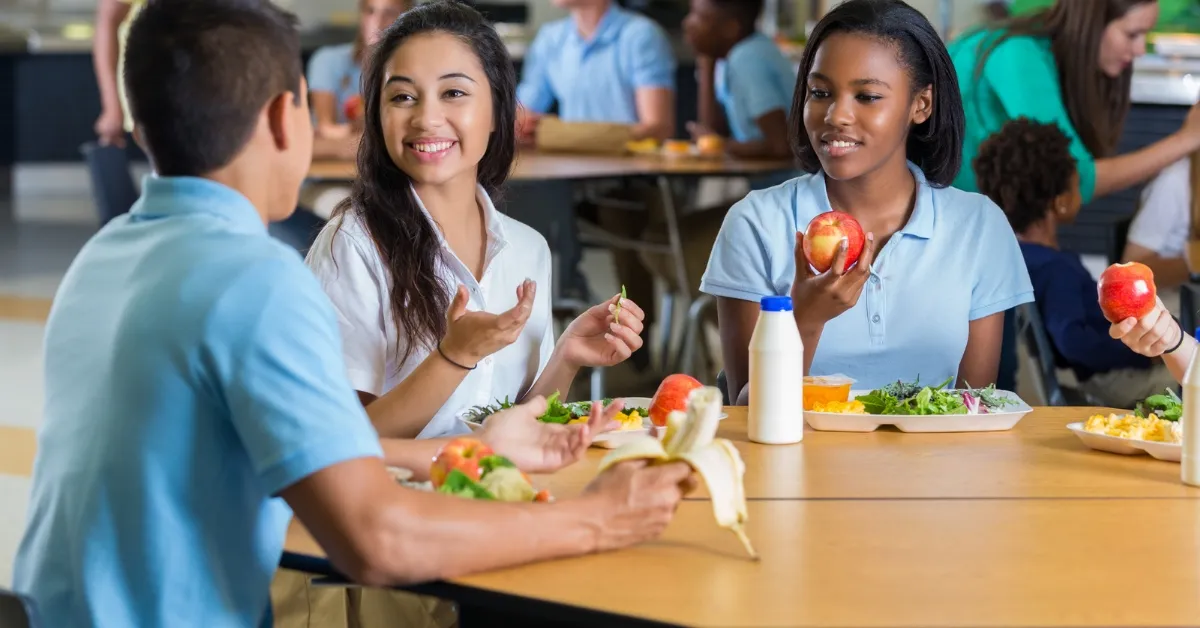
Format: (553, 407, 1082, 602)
(567, 410, 646, 430)
(812, 400, 866, 414)
(1083, 413, 1181, 443)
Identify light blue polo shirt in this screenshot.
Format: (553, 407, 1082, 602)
(307, 42, 361, 124)
(700, 164, 1033, 389)
(517, 4, 676, 123)
(715, 33, 797, 143)
(13, 176, 383, 628)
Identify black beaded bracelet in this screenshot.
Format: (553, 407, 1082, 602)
(1165, 315, 1187, 355)
(437, 343, 476, 370)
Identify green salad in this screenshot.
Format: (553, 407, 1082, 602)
(853, 377, 1017, 416)
(464, 392, 646, 425)
(1135, 388, 1182, 422)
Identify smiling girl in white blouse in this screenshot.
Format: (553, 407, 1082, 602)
(305, 10, 645, 440)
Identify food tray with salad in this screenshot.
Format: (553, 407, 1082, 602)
(1067, 389, 1182, 462)
(802, 376, 1033, 433)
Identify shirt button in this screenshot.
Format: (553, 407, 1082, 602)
(871, 276, 880, 285)
(872, 314, 881, 323)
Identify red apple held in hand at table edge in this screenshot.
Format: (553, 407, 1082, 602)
(1097, 262, 1157, 323)
(430, 437, 495, 489)
(802, 211, 865, 274)
(343, 94, 363, 123)
(649, 374, 705, 427)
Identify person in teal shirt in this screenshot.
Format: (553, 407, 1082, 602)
(951, 0, 1200, 203)
(1010, 0, 1194, 30)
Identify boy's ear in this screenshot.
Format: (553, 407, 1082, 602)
(266, 91, 294, 151)
(911, 85, 933, 126)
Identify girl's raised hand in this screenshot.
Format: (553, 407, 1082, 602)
(438, 280, 536, 369)
(1109, 296, 1184, 357)
(789, 230, 877, 333)
(557, 293, 646, 369)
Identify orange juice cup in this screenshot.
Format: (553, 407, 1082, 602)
(803, 375, 855, 411)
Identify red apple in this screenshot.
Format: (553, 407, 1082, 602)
(430, 437, 494, 489)
(343, 94, 363, 122)
(802, 211, 865, 274)
(1097, 262, 1157, 323)
(649, 374, 704, 427)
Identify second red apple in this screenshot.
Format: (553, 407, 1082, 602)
(802, 211, 865, 274)
(1097, 262, 1157, 323)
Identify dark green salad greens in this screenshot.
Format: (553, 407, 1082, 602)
(463, 392, 646, 425)
(1135, 388, 1182, 422)
(853, 377, 1017, 416)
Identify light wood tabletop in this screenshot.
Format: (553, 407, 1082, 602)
(308, 151, 795, 183)
(525, 406, 1198, 500)
(286, 498, 1200, 627)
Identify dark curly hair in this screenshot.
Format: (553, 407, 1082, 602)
(974, 117, 1077, 233)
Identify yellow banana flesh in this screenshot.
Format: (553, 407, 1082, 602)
(599, 386, 757, 560)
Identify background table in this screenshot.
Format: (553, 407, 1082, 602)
(284, 405, 1200, 627)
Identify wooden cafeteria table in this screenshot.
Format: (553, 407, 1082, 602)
(283, 406, 1200, 627)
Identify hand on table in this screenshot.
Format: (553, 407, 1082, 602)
(790, 230, 877, 333)
(480, 396, 624, 473)
(439, 281, 536, 368)
(1109, 296, 1184, 357)
(686, 121, 716, 141)
(582, 458, 697, 552)
(556, 293, 645, 369)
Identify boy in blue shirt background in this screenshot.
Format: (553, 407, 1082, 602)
(682, 0, 796, 161)
(974, 118, 1177, 408)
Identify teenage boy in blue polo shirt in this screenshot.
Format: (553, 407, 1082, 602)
(683, 0, 796, 162)
(12, 2, 691, 626)
(516, 0, 677, 143)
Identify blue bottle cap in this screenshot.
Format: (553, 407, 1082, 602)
(1194, 326, 1199, 341)
(761, 296, 793, 312)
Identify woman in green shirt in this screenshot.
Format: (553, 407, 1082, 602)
(950, 0, 1200, 205)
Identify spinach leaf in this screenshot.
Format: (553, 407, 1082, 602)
(437, 469, 494, 500)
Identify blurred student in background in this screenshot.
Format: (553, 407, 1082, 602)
(93, 0, 143, 148)
(975, 118, 1176, 408)
(1122, 155, 1197, 297)
(515, 0, 676, 143)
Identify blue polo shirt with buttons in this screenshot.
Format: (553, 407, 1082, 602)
(516, 4, 676, 123)
(700, 164, 1034, 389)
(13, 176, 383, 628)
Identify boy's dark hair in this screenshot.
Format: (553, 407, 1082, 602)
(331, 0, 518, 368)
(123, 0, 303, 176)
(974, 117, 1077, 233)
(710, 0, 764, 32)
(791, 0, 964, 188)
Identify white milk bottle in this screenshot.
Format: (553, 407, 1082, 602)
(748, 296, 805, 444)
(1182, 342, 1200, 486)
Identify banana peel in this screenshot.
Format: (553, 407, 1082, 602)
(598, 386, 758, 560)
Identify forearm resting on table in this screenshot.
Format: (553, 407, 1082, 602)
(283, 457, 599, 587)
(1094, 133, 1197, 198)
(365, 352, 471, 438)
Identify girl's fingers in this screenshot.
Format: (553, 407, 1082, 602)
(1110, 317, 1138, 339)
(609, 306, 645, 335)
(829, 239, 851, 278)
(608, 322, 644, 351)
(603, 333, 635, 361)
(611, 297, 645, 322)
(854, 233, 877, 278)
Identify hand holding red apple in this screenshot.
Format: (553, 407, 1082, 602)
(1108, 295, 1184, 358)
(1097, 262, 1157, 324)
(789, 228, 877, 334)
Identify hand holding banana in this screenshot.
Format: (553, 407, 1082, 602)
(598, 386, 758, 560)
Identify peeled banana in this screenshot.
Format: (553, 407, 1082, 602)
(598, 386, 757, 560)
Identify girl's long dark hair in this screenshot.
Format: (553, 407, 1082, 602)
(974, 0, 1154, 157)
(791, 0, 965, 187)
(332, 0, 517, 365)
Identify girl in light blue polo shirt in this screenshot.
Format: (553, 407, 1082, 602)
(700, 0, 1033, 402)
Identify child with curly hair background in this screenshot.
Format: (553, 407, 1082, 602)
(975, 117, 1177, 408)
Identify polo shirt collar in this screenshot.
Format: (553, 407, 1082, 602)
(130, 175, 267, 234)
(803, 161, 936, 240)
(413, 184, 508, 265)
(572, 3, 629, 47)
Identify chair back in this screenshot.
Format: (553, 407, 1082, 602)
(80, 142, 139, 226)
(0, 588, 40, 628)
(1013, 303, 1067, 406)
